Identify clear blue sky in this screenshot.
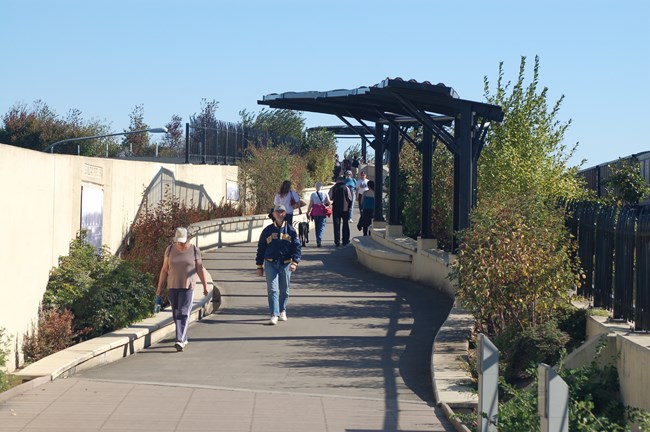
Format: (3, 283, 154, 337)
(2, 0, 648, 167)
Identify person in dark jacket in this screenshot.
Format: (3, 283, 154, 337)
(255, 204, 302, 325)
(329, 176, 353, 246)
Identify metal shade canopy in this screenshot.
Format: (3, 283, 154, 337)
(260, 78, 502, 125)
(259, 78, 503, 248)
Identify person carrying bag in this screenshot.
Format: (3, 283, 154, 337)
(307, 182, 331, 247)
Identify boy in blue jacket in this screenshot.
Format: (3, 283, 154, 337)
(256, 204, 302, 325)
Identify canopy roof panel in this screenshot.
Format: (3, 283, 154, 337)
(259, 77, 503, 123)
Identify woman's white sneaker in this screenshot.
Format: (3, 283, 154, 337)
(279, 311, 287, 321)
(269, 316, 279, 325)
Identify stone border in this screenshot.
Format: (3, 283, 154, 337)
(12, 281, 215, 384)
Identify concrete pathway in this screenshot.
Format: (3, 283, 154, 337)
(1, 226, 455, 431)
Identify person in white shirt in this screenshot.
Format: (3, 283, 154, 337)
(306, 181, 331, 247)
(355, 171, 369, 214)
(274, 180, 301, 225)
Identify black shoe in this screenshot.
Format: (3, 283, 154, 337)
(342, 241, 350, 246)
(317, 243, 321, 247)
(335, 243, 340, 247)
(175, 342, 183, 352)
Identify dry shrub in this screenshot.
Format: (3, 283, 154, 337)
(22, 309, 76, 363)
(121, 193, 242, 279)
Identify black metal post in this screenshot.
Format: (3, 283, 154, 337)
(374, 123, 385, 222)
(388, 123, 400, 225)
(421, 127, 433, 238)
(453, 107, 473, 250)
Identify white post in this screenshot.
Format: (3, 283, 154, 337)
(538, 363, 569, 432)
(478, 333, 499, 431)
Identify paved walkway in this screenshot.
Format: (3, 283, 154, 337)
(1, 227, 455, 431)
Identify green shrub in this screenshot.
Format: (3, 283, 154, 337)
(495, 348, 650, 431)
(0, 327, 10, 391)
(602, 160, 650, 206)
(22, 308, 76, 363)
(397, 140, 453, 249)
(238, 144, 306, 215)
(555, 304, 588, 352)
(301, 128, 336, 184)
(44, 233, 155, 340)
(496, 320, 569, 382)
(452, 192, 582, 337)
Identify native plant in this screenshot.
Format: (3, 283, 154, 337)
(0, 327, 10, 391)
(301, 128, 337, 185)
(603, 160, 650, 206)
(496, 349, 650, 431)
(238, 144, 307, 215)
(22, 308, 76, 363)
(452, 192, 582, 337)
(121, 192, 241, 279)
(398, 139, 453, 249)
(0, 100, 115, 155)
(43, 232, 154, 340)
(479, 55, 588, 203)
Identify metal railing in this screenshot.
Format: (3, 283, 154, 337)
(565, 202, 650, 330)
(184, 121, 302, 165)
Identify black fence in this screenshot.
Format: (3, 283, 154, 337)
(578, 150, 650, 206)
(566, 202, 650, 331)
(185, 121, 301, 165)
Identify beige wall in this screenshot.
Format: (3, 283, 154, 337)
(0, 144, 238, 372)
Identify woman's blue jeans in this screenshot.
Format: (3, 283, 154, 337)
(313, 216, 326, 245)
(264, 260, 292, 316)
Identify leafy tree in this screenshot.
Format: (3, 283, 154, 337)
(240, 108, 305, 143)
(188, 99, 219, 154)
(454, 57, 587, 341)
(238, 145, 305, 215)
(302, 128, 337, 184)
(122, 104, 151, 156)
(603, 160, 650, 206)
(453, 192, 581, 337)
(192, 98, 219, 128)
(0, 100, 113, 154)
(396, 134, 454, 248)
(159, 114, 185, 157)
(343, 143, 362, 161)
(479, 55, 588, 202)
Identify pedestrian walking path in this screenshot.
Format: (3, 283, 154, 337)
(1, 227, 456, 431)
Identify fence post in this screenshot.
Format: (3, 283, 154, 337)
(538, 363, 569, 432)
(185, 123, 190, 164)
(478, 333, 499, 431)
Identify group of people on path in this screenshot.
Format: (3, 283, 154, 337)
(156, 169, 377, 344)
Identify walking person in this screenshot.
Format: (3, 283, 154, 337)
(344, 170, 357, 222)
(357, 180, 375, 236)
(274, 180, 301, 225)
(351, 155, 360, 178)
(256, 204, 302, 325)
(156, 227, 209, 352)
(355, 171, 369, 215)
(307, 181, 331, 247)
(329, 176, 353, 246)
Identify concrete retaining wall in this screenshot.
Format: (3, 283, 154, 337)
(0, 144, 238, 372)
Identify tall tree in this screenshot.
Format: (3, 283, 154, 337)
(189, 99, 219, 153)
(0, 101, 112, 154)
(302, 128, 337, 184)
(122, 104, 150, 156)
(240, 108, 305, 143)
(159, 114, 184, 157)
(479, 55, 587, 201)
